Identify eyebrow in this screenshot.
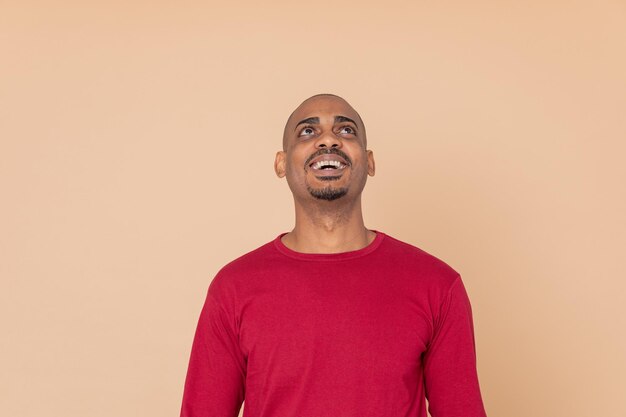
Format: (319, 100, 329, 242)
(294, 115, 358, 131)
(294, 117, 319, 131)
(335, 115, 358, 127)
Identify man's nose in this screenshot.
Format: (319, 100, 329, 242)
(314, 131, 342, 148)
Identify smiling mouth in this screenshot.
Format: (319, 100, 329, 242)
(307, 154, 350, 175)
(310, 160, 348, 171)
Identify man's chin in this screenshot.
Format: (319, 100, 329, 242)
(307, 185, 348, 201)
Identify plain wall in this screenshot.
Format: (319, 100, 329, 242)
(1, 1, 625, 416)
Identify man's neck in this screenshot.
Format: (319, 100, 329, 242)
(281, 197, 376, 254)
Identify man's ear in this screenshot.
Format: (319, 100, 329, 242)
(366, 149, 375, 176)
(274, 151, 286, 178)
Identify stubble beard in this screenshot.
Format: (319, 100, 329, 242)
(305, 176, 348, 201)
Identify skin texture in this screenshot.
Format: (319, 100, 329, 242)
(274, 94, 376, 253)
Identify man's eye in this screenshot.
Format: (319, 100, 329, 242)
(299, 127, 315, 136)
(339, 126, 355, 135)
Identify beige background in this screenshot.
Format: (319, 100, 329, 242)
(2, 1, 625, 416)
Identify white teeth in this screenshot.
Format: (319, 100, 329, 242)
(312, 160, 345, 169)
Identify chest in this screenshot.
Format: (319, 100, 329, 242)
(238, 270, 433, 387)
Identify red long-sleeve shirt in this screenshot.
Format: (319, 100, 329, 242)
(181, 231, 488, 417)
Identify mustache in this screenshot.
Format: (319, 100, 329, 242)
(304, 148, 352, 167)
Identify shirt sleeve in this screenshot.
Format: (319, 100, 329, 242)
(180, 288, 246, 417)
(422, 275, 488, 417)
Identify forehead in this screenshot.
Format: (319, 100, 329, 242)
(287, 96, 362, 128)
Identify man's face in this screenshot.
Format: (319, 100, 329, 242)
(275, 95, 375, 203)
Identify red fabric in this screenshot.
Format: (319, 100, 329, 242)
(181, 231, 487, 417)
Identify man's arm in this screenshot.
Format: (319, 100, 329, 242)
(423, 275, 488, 417)
(180, 286, 246, 417)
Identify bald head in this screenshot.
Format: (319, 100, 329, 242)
(282, 94, 367, 151)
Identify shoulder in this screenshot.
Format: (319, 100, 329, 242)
(207, 237, 280, 298)
(379, 232, 461, 289)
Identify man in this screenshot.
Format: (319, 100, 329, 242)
(180, 94, 488, 417)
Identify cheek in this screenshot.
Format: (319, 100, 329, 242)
(286, 149, 309, 171)
(285, 156, 307, 180)
(286, 158, 301, 173)
(347, 148, 368, 168)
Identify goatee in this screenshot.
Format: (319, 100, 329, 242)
(307, 184, 348, 201)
